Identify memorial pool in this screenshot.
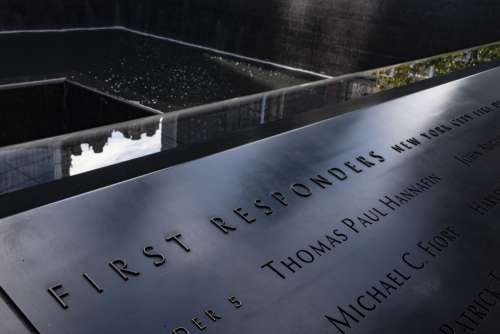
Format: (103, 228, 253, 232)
(0, 28, 325, 112)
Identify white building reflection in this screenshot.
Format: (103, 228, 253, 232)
(70, 120, 165, 175)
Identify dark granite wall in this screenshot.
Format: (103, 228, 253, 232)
(0, 0, 117, 30)
(117, 0, 500, 74)
(1, 0, 500, 74)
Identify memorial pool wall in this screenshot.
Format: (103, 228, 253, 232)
(1, 0, 500, 74)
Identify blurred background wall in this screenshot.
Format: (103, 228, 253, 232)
(0, 0, 118, 29)
(2, 0, 500, 74)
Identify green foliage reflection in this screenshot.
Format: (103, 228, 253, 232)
(373, 43, 500, 91)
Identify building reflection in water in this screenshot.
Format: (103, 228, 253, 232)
(69, 119, 166, 175)
(0, 119, 164, 194)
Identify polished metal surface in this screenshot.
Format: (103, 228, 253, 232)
(1, 67, 500, 333)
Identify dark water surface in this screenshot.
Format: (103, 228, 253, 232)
(1, 28, 499, 202)
(0, 29, 321, 112)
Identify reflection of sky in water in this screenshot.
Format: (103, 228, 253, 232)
(70, 119, 164, 176)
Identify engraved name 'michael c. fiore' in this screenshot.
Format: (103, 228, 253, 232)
(324, 226, 462, 334)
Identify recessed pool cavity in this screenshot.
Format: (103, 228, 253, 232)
(0, 79, 160, 148)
